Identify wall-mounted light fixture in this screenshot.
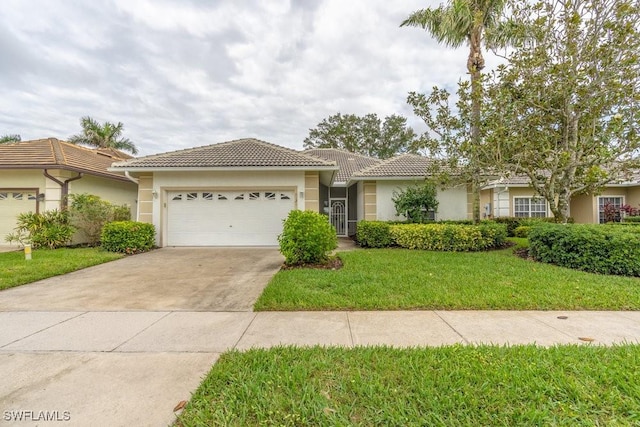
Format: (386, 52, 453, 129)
(37, 193, 45, 202)
(152, 190, 158, 199)
(299, 191, 304, 199)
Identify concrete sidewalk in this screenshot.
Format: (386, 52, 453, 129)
(1, 310, 639, 426)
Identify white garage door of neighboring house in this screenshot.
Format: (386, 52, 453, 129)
(0, 191, 38, 244)
(167, 190, 295, 246)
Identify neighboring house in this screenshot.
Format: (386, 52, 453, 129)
(481, 175, 640, 223)
(111, 139, 473, 247)
(0, 138, 138, 245)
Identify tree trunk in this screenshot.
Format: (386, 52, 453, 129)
(469, 25, 485, 224)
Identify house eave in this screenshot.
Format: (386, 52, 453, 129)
(108, 165, 338, 173)
(0, 164, 133, 183)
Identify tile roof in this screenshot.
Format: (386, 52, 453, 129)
(303, 148, 380, 184)
(112, 138, 336, 169)
(0, 138, 133, 181)
(352, 154, 442, 179)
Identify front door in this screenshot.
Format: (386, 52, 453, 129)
(330, 199, 347, 236)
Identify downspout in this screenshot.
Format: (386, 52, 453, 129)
(124, 170, 139, 184)
(123, 170, 140, 221)
(43, 170, 83, 210)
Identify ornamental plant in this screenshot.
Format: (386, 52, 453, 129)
(278, 210, 337, 265)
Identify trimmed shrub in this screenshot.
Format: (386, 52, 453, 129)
(278, 210, 337, 265)
(390, 223, 507, 251)
(5, 210, 74, 249)
(101, 221, 155, 254)
(623, 216, 640, 223)
(529, 223, 640, 276)
(514, 225, 532, 238)
(356, 221, 394, 248)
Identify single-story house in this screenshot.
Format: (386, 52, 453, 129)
(110, 138, 472, 247)
(481, 175, 640, 223)
(0, 138, 138, 245)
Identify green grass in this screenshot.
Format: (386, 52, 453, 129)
(0, 247, 123, 290)
(255, 248, 640, 310)
(177, 345, 640, 426)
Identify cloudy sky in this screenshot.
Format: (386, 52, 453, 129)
(0, 0, 504, 156)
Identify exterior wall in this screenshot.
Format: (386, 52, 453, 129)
(137, 175, 154, 224)
(570, 194, 595, 223)
(363, 181, 377, 220)
(304, 171, 320, 212)
(151, 170, 306, 247)
(466, 184, 474, 219)
(375, 180, 468, 221)
(69, 175, 137, 213)
(438, 185, 470, 221)
(356, 181, 364, 221)
(626, 187, 640, 208)
(480, 188, 493, 219)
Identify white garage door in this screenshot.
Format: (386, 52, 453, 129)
(0, 191, 38, 244)
(167, 190, 295, 246)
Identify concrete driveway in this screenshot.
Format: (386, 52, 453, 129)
(0, 247, 283, 311)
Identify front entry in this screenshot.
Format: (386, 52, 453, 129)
(330, 198, 347, 236)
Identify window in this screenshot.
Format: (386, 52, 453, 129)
(186, 192, 198, 200)
(172, 194, 182, 201)
(513, 197, 546, 218)
(218, 194, 227, 200)
(249, 192, 260, 200)
(13, 193, 23, 200)
(202, 192, 213, 200)
(280, 193, 291, 200)
(0, 192, 7, 200)
(27, 193, 37, 200)
(599, 196, 623, 223)
(234, 194, 244, 200)
(265, 192, 276, 200)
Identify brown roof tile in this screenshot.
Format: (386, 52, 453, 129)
(0, 138, 132, 181)
(303, 148, 380, 184)
(352, 154, 441, 178)
(112, 138, 336, 169)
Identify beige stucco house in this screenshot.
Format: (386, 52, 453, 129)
(481, 175, 640, 223)
(111, 139, 473, 247)
(0, 138, 138, 245)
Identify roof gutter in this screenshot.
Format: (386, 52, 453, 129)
(124, 170, 139, 184)
(43, 169, 83, 209)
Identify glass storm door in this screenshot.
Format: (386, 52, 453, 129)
(330, 199, 347, 236)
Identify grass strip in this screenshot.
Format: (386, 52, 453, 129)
(0, 247, 123, 290)
(178, 345, 640, 426)
(255, 248, 640, 310)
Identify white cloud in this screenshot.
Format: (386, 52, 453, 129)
(0, 0, 505, 155)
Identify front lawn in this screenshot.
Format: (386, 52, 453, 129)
(177, 345, 640, 426)
(255, 248, 640, 310)
(0, 247, 123, 291)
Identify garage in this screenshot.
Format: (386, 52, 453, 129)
(166, 189, 295, 246)
(0, 190, 38, 243)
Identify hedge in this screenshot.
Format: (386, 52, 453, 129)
(101, 221, 156, 254)
(528, 223, 640, 276)
(356, 221, 506, 251)
(390, 222, 507, 251)
(356, 221, 394, 248)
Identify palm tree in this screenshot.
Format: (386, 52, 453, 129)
(68, 116, 138, 154)
(402, 0, 512, 223)
(0, 134, 21, 143)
